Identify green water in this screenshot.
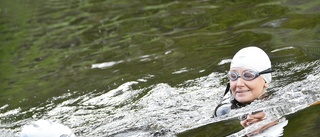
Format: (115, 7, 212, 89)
(1, 0, 320, 136)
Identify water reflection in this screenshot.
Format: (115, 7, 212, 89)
(92, 61, 123, 69)
(0, 0, 320, 137)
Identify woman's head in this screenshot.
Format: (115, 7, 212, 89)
(228, 46, 272, 104)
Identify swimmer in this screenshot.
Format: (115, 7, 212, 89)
(214, 46, 278, 134)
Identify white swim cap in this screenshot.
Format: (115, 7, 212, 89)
(230, 46, 272, 83)
(20, 119, 76, 137)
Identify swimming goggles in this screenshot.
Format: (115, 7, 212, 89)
(227, 68, 274, 81)
(238, 110, 263, 121)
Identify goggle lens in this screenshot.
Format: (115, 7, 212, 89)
(228, 72, 238, 80)
(243, 71, 256, 80)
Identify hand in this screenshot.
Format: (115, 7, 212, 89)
(240, 111, 279, 136)
(240, 111, 266, 127)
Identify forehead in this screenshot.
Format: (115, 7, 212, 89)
(230, 67, 256, 72)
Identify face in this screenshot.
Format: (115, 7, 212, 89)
(229, 68, 268, 104)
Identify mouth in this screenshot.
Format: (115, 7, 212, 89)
(236, 90, 249, 94)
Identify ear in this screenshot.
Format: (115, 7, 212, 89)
(264, 82, 269, 89)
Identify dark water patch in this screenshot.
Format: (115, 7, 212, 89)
(285, 0, 320, 14)
(177, 119, 241, 137)
(283, 104, 320, 137)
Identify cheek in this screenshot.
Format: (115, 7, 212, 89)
(230, 82, 237, 94)
(247, 79, 265, 92)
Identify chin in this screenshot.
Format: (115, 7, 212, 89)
(235, 97, 251, 104)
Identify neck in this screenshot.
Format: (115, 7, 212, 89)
(257, 90, 267, 100)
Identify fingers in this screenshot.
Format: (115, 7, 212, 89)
(250, 112, 266, 119)
(240, 120, 246, 127)
(259, 120, 279, 131)
(241, 114, 266, 127)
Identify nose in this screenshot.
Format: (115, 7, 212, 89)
(236, 77, 245, 87)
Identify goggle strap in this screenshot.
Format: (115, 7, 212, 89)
(223, 83, 230, 97)
(214, 83, 230, 117)
(259, 68, 274, 75)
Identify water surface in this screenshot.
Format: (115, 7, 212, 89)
(1, 0, 320, 136)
